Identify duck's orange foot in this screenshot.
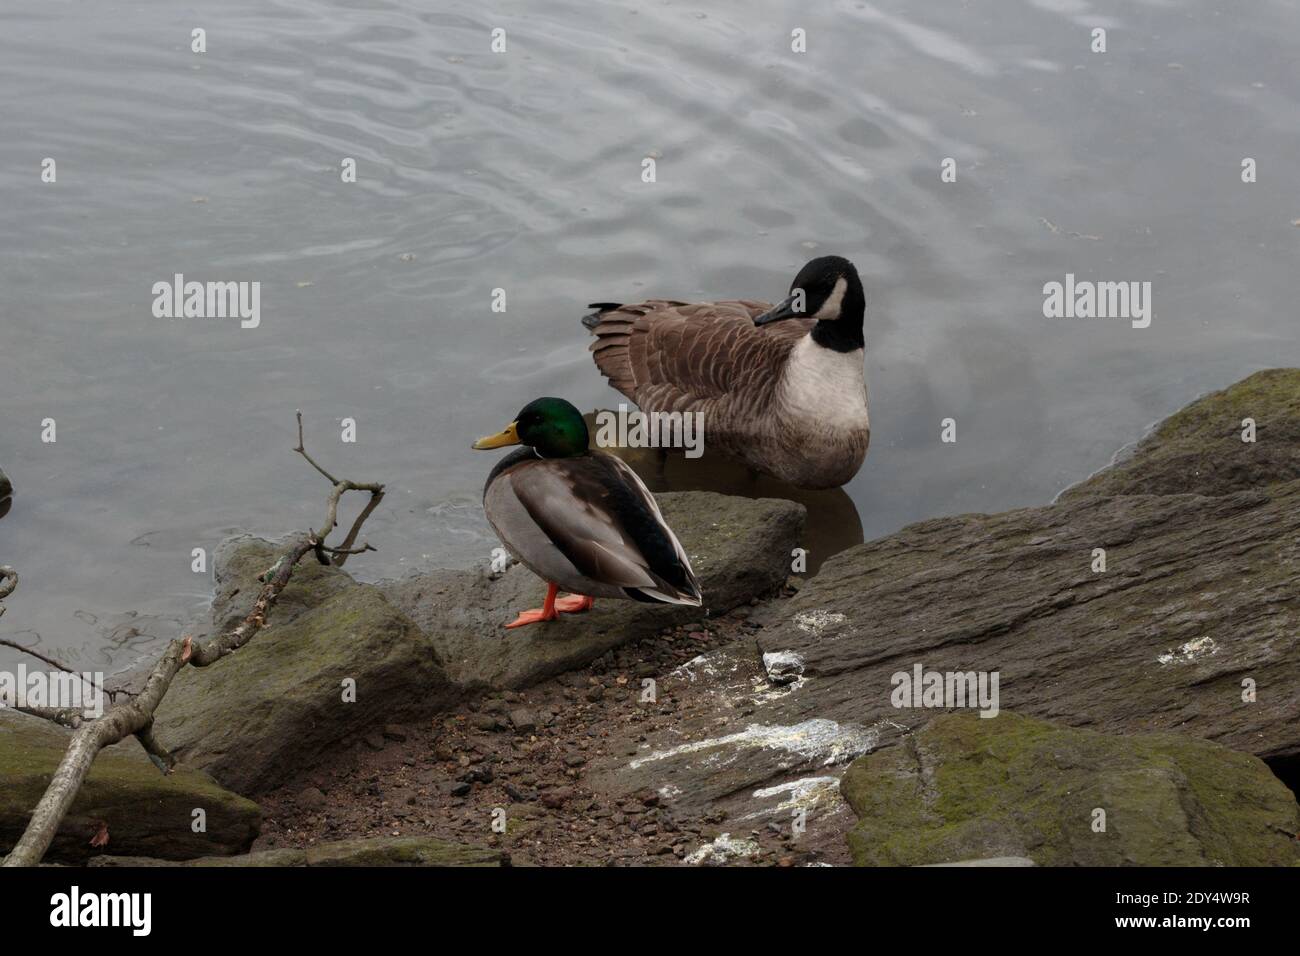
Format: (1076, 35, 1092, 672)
(554, 594, 594, 614)
(505, 606, 559, 629)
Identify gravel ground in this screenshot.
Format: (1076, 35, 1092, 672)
(253, 593, 849, 866)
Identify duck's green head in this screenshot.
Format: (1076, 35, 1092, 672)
(472, 397, 589, 458)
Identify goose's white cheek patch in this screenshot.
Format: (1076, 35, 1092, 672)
(812, 276, 848, 320)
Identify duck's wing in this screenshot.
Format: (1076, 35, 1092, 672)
(583, 299, 813, 411)
(485, 453, 702, 605)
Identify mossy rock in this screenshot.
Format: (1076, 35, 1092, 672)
(153, 540, 457, 796)
(0, 710, 260, 863)
(1062, 368, 1300, 498)
(87, 835, 509, 867)
(841, 712, 1300, 867)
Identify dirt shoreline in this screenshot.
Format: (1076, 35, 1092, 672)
(252, 593, 846, 866)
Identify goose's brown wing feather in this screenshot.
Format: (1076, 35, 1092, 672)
(587, 300, 812, 412)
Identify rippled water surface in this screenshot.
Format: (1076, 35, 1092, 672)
(2, 0, 1298, 673)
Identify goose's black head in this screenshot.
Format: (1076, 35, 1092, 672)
(753, 255, 865, 352)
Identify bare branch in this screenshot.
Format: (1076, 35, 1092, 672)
(1, 413, 384, 867)
(11, 705, 84, 729)
(0, 638, 108, 699)
(135, 722, 176, 774)
(331, 490, 385, 568)
(293, 409, 340, 485)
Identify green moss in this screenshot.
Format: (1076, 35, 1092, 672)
(0, 712, 261, 862)
(842, 712, 1300, 867)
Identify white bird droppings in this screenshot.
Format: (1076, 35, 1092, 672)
(628, 718, 879, 770)
(683, 832, 760, 865)
(1157, 636, 1218, 665)
(793, 609, 846, 634)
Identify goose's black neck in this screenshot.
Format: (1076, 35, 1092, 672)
(810, 278, 866, 353)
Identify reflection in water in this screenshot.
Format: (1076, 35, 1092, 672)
(585, 412, 863, 576)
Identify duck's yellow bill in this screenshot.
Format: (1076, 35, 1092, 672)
(472, 421, 520, 450)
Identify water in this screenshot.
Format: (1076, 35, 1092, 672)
(2, 0, 1298, 675)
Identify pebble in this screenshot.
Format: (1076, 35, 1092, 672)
(508, 708, 538, 734)
(298, 786, 327, 810)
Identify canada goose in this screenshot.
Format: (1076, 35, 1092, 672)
(472, 397, 702, 628)
(582, 256, 870, 489)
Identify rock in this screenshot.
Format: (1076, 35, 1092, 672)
(87, 835, 509, 867)
(746, 371, 1300, 765)
(153, 539, 458, 795)
(508, 709, 537, 734)
(841, 712, 1300, 867)
(540, 786, 574, 809)
(382, 724, 408, 742)
(582, 372, 1300, 865)
(1061, 369, 1300, 499)
(382, 492, 805, 690)
(0, 710, 260, 863)
(468, 713, 500, 732)
(923, 857, 1037, 867)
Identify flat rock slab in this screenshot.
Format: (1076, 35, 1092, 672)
(842, 712, 1300, 866)
(87, 835, 509, 867)
(0, 710, 260, 863)
(750, 480, 1300, 762)
(383, 492, 805, 690)
(154, 540, 457, 796)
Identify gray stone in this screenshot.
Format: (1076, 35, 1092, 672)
(0, 710, 260, 863)
(87, 835, 509, 867)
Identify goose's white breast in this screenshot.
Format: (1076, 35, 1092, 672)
(778, 336, 869, 430)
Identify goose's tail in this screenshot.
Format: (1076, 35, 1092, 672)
(581, 302, 624, 330)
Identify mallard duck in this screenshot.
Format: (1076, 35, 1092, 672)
(582, 255, 870, 489)
(472, 397, 703, 628)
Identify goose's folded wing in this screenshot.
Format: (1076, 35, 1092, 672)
(588, 299, 812, 406)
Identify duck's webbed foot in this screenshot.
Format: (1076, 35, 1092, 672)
(505, 582, 562, 628)
(505, 606, 559, 628)
(554, 594, 594, 614)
